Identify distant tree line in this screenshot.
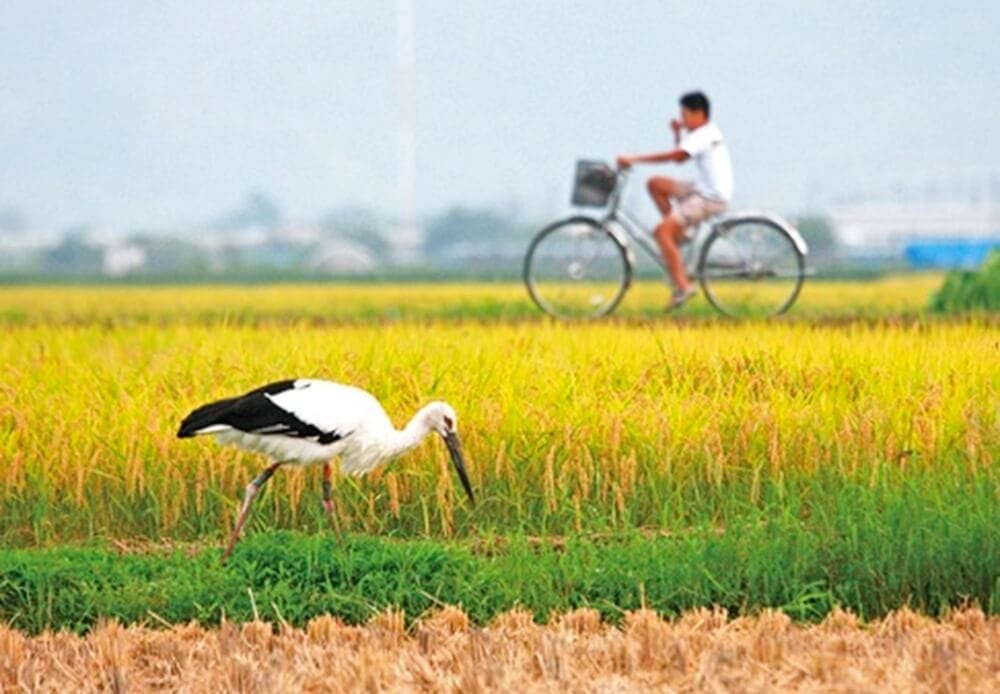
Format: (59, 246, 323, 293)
(1, 192, 850, 279)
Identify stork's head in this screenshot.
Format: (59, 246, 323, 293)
(421, 401, 459, 437)
(421, 401, 474, 505)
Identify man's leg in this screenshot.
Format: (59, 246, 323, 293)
(647, 176, 694, 292)
(647, 176, 685, 217)
(653, 216, 692, 293)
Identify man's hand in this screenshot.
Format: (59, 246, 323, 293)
(670, 118, 682, 135)
(616, 155, 633, 169)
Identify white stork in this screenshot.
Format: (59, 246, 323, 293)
(177, 378, 474, 561)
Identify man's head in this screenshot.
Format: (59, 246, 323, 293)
(679, 91, 710, 130)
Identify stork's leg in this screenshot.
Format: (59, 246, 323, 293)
(322, 463, 334, 517)
(221, 462, 281, 563)
(321, 462, 342, 534)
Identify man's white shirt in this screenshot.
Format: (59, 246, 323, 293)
(679, 122, 733, 203)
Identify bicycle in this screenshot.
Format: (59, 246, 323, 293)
(523, 161, 810, 319)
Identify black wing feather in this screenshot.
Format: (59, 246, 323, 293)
(177, 379, 345, 444)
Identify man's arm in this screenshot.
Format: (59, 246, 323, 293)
(618, 117, 690, 168)
(617, 149, 689, 168)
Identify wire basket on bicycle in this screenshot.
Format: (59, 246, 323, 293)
(571, 160, 617, 207)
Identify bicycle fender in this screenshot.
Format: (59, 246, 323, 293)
(596, 218, 637, 268)
(713, 210, 809, 256)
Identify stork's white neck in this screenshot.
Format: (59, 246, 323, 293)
(384, 406, 435, 459)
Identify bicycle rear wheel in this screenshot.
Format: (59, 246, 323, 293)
(524, 216, 631, 318)
(697, 217, 805, 318)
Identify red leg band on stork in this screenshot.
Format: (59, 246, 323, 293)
(322, 463, 333, 502)
(321, 464, 336, 521)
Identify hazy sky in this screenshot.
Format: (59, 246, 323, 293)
(1, 1, 997, 232)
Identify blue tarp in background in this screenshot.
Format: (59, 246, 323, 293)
(903, 240, 1000, 269)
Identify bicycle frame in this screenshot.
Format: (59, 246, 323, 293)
(594, 168, 811, 281)
(595, 168, 710, 278)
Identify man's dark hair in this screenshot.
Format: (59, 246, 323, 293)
(679, 91, 710, 117)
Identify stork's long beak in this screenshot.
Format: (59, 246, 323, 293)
(444, 431, 475, 505)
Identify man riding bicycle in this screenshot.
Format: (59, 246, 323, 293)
(617, 91, 733, 308)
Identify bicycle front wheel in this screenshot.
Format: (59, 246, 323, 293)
(697, 217, 805, 318)
(524, 216, 631, 319)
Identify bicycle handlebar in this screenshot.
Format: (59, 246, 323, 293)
(613, 165, 631, 189)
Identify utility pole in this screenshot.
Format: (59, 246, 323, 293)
(394, 0, 420, 264)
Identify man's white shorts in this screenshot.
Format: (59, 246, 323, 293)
(668, 182, 727, 234)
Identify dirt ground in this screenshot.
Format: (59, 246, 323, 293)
(1, 607, 996, 692)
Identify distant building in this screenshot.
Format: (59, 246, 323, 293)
(273, 225, 323, 245)
(102, 243, 147, 276)
(831, 200, 998, 248)
(829, 198, 1000, 268)
(310, 239, 376, 273)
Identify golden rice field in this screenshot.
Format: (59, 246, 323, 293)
(2, 607, 996, 692)
(0, 274, 947, 324)
(0, 311, 996, 542)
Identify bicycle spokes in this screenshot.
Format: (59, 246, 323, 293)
(698, 220, 805, 318)
(524, 218, 630, 318)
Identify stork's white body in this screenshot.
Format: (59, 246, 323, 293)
(188, 379, 426, 476)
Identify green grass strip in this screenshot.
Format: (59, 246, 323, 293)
(1, 485, 996, 634)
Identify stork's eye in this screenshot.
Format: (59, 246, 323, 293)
(443, 415, 454, 429)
